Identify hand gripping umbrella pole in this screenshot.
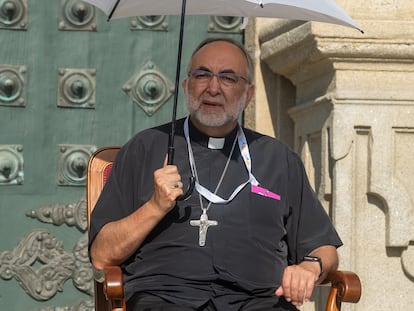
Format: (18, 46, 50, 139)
(165, 0, 196, 200)
(110, 0, 195, 200)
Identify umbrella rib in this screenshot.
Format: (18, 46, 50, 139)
(108, 0, 120, 21)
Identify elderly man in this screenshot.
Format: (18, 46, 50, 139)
(89, 38, 342, 311)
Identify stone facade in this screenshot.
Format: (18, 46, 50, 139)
(244, 1, 414, 310)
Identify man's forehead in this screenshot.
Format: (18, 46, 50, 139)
(191, 41, 247, 69)
(195, 41, 242, 56)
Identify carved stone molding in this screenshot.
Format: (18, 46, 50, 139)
(259, 18, 414, 285)
(26, 197, 87, 232)
(402, 245, 414, 280)
(288, 98, 333, 213)
(0, 230, 75, 300)
(367, 127, 414, 248)
(259, 20, 414, 104)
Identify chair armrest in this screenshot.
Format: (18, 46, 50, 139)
(326, 270, 361, 303)
(104, 265, 124, 300)
(324, 270, 361, 311)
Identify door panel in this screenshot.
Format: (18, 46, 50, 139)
(0, 1, 242, 310)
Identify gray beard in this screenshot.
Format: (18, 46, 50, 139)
(185, 92, 246, 128)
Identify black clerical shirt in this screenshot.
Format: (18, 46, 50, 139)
(89, 117, 342, 308)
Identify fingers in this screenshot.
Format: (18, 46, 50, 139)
(276, 265, 317, 307)
(172, 181, 182, 189)
(152, 164, 183, 212)
(275, 286, 284, 297)
(162, 154, 182, 191)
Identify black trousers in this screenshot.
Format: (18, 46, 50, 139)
(126, 293, 298, 311)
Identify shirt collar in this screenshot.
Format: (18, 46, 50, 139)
(188, 118, 238, 150)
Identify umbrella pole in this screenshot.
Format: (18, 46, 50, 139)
(107, 0, 185, 158)
(108, 0, 120, 21)
(167, 0, 187, 165)
(167, 0, 195, 201)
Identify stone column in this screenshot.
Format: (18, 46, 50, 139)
(245, 1, 414, 310)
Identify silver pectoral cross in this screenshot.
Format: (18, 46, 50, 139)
(190, 210, 218, 247)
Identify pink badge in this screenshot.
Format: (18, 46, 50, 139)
(251, 184, 281, 201)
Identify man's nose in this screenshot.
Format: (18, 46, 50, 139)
(206, 75, 221, 93)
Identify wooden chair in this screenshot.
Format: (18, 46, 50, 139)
(87, 147, 362, 311)
(87, 147, 126, 311)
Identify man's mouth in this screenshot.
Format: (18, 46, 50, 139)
(202, 100, 223, 108)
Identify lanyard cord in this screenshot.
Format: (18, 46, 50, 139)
(183, 117, 260, 207)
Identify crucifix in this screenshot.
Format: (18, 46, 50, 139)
(190, 210, 218, 247)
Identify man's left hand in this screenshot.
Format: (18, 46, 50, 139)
(274, 262, 320, 306)
(275, 245, 339, 306)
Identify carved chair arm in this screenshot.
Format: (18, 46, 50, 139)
(104, 265, 124, 300)
(324, 270, 362, 311)
(95, 265, 361, 311)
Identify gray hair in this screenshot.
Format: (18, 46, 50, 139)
(187, 37, 254, 83)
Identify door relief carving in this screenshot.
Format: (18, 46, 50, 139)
(57, 68, 96, 109)
(59, 0, 97, 31)
(0, 229, 75, 300)
(0, 0, 27, 30)
(0, 144, 23, 185)
(122, 61, 173, 116)
(0, 64, 26, 107)
(26, 198, 87, 231)
(1, 197, 94, 310)
(130, 15, 168, 31)
(57, 145, 97, 186)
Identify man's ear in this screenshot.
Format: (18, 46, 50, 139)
(182, 79, 187, 90)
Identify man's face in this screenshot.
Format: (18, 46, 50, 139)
(182, 41, 254, 136)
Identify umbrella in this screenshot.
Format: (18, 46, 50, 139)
(84, 0, 361, 31)
(83, 0, 362, 199)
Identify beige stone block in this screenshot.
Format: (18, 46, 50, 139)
(247, 2, 414, 310)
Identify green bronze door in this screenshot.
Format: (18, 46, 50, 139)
(0, 1, 243, 310)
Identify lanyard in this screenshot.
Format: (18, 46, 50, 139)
(183, 117, 260, 204)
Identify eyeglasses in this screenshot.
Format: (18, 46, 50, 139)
(188, 69, 249, 87)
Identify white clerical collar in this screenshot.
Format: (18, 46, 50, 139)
(208, 137, 225, 150)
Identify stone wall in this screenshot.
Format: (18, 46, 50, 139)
(244, 1, 414, 310)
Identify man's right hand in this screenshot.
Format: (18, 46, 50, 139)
(91, 157, 183, 270)
(150, 156, 184, 214)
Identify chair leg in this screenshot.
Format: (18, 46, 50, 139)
(326, 287, 340, 311)
(95, 282, 111, 310)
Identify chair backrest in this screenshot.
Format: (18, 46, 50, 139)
(87, 146, 121, 311)
(87, 146, 120, 231)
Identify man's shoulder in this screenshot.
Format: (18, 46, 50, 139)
(118, 118, 187, 156)
(242, 126, 303, 163)
(127, 119, 183, 145)
(136, 120, 173, 138)
(243, 127, 291, 150)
